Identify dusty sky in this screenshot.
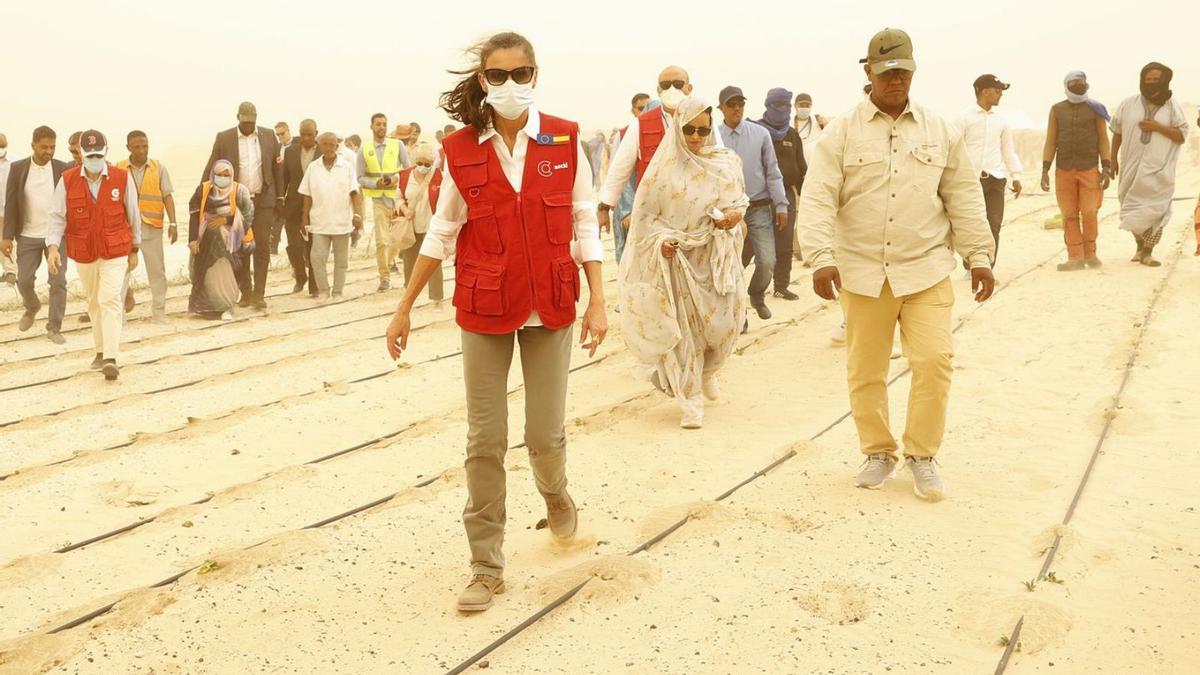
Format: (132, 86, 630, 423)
(3, 0, 1193, 177)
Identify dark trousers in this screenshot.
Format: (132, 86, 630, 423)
(774, 189, 798, 291)
(238, 194, 276, 299)
(285, 214, 316, 293)
(966, 175, 1006, 269)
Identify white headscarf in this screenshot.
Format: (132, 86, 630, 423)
(618, 95, 750, 413)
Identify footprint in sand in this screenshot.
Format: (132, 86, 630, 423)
(793, 580, 875, 625)
(536, 556, 660, 606)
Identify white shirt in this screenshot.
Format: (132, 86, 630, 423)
(795, 114, 824, 149)
(956, 105, 1023, 181)
(420, 107, 602, 327)
(22, 159, 56, 238)
(298, 155, 359, 236)
(599, 108, 726, 207)
(237, 130, 264, 195)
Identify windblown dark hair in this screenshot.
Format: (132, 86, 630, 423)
(439, 32, 537, 134)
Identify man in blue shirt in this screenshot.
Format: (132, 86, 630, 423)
(717, 86, 789, 322)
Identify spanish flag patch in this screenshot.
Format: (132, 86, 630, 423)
(535, 133, 571, 146)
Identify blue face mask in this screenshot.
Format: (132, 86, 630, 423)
(764, 106, 792, 128)
(83, 157, 106, 173)
(213, 175, 232, 188)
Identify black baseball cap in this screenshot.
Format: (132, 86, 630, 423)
(79, 130, 107, 156)
(974, 74, 1010, 91)
(719, 86, 746, 106)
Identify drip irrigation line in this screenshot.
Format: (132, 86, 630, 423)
(993, 242, 1183, 675)
(37, 356, 614, 637)
(443, 242, 1071, 674)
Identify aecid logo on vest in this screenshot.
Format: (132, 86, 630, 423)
(536, 161, 570, 178)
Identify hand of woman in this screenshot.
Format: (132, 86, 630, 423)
(714, 209, 742, 230)
(661, 241, 678, 259)
(386, 305, 412, 360)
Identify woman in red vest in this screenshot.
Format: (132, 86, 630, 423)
(393, 141, 445, 301)
(385, 31, 607, 613)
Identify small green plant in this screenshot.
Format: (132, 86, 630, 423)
(1022, 579, 1037, 592)
(1046, 571, 1065, 585)
(197, 560, 221, 575)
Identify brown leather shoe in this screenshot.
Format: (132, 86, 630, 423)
(457, 574, 505, 612)
(545, 492, 578, 540)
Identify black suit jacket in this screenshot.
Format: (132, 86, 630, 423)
(201, 126, 284, 203)
(3, 157, 69, 240)
(280, 143, 321, 223)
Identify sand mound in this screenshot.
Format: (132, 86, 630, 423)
(536, 556, 660, 606)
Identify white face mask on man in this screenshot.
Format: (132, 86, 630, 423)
(0, 148, 7, 160)
(486, 80, 536, 120)
(659, 85, 687, 110)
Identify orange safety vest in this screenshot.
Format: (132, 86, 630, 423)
(117, 159, 165, 228)
(200, 181, 254, 245)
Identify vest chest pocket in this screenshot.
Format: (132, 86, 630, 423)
(465, 201, 504, 255)
(453, 261, 507, 316)
(542, 191, 574, 245)
(552, 256, 580, 308)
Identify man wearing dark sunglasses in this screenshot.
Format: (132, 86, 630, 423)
(598, 66, 723, 232)
(797, 28, 996, 503)
(717, 85, 788, 324)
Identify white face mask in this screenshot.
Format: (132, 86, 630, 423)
(0, 148, 7, 159)
(486, 80, 535, 120)
(83, 157, 106, 174)
(795, 108, 812, 120)
(415, 165, 431, 175)
(659, 86, 687, 110)
(213, 175, 232, 188)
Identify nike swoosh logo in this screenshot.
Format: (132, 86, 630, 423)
(879, 44, 903, 55)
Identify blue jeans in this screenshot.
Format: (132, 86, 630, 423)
(741, 204, 777, 305)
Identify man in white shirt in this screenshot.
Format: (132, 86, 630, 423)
(299, 132, 363, 300)
(958, 74, 1023, 267)
(596, 65, 724, 230)
(2, 126, 70, 342)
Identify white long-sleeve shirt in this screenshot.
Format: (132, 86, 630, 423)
(420, 107, 601, 327)
(598, 108, 725, 207)
(956, 105, 1023, 182)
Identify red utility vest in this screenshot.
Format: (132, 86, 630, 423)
(398, 167, 443, 213)
(62, 165, 134, 263)
(443, 113, 581, 335)
(634, 108, 666, 186)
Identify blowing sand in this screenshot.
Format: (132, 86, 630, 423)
(0, 166, 1198, 674)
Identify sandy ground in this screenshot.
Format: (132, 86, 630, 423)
(0, 167, 1198, 674)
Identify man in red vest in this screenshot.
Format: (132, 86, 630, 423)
(597, 65, 724, 230)
(46, 130, 141, 381)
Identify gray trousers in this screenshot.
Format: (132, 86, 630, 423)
(462, 325, 572, 577)
(16, 235, 67, 332)
(399, 232, 444, 301)
(309, 232, 349, 296)
(140, 225, 168, 319)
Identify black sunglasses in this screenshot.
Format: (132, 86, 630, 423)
(659, 79, 686, 90)
(483, 67, 536, 86)
(682, 125, 712, 137)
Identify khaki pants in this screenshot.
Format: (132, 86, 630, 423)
(373, 200, 393, 281)
(78, 256, 129, 360)
(841, 277, 954, 459)
(399, 232, 443, 301)
(462, 325, 572, 577)
(140, 224, 168, 320)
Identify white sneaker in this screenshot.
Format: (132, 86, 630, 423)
(220, 310, 233, 321)
(680, 395, 704, 429)
(701, 376, 720, 401)
(831, 323, 846, 345)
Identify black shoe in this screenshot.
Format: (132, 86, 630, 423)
(1084, 256, 1103, 268)
(89, 353, 104, 371)
(124, 287, 136, 313)
(18, 310, 36, 332)
(1057, 260, 1085, 272)
(377, 279, 390, 292)
(773, 288, 800, 301)
(46, 330, 66, 345)
(101, 360, 119, 381)
(753, 303, 772, 320)
(293, 280, 306, 293)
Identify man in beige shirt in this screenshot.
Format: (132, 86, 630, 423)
(798, 28, 996, 502)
